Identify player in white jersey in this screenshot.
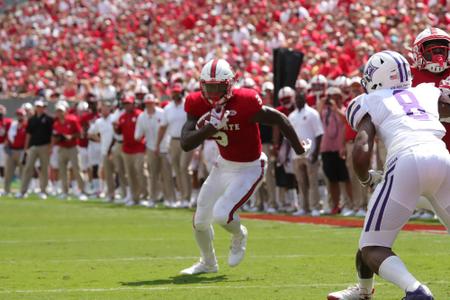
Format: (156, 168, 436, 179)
(328, 51, 450, 300)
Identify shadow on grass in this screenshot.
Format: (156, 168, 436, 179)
(120, 274, 229, 286)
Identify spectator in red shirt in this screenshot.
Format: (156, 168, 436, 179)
(3, 109, 27, 195)
(52, 103, 87, 200)
(114, 95, 146, 205)
(0, 105, 13, 190)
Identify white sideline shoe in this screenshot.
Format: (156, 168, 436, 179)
(292, 209, 307, 216)
(228, 225, 248, 267)
(355, 209, 367, 217)
(311, 209, 321, 217)
(180, 259, 218, 275)
(341, 208, 355, 217)
(78, 194, 88, 201)
(265, 207, 277, 214)
(38, 193, 47, 200)
(327, 284, 374, 300)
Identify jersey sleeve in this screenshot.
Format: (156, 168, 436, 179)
(184, 93, 202, 117)
(345, 94, 369, 130)
(245, 90, 263, 118)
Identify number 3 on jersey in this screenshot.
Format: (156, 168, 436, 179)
(212, 131, 228, 147)
(393, 89, 429, 120)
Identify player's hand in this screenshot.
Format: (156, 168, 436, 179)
(297, 138, 312, 157)
(359, 169, 383, 189)
(209, 105, 230, 130)
(339, 147, 346, 160)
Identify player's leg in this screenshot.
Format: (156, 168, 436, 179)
(213, 155, 267, 267)
(180, 149, 193, 206)
(20, 146, 38, 195)
(360, 154, 434, 299)
(180, 164, 225, 275)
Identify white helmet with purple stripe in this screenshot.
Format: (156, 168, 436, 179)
(361, 50, 412, 94)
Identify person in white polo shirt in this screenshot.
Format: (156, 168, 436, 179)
(158, 83, 192, 208)
(288, 91, 324, 217)
(135, 94, 176, 207)
(88, 102, 115, 202)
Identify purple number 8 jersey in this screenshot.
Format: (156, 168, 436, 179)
(346, 83, 446, 162)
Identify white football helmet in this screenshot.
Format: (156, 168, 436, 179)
(295, 79, 309, 91)
(76, 101, 89, 112)
(200, 59, 235, 105)
(278, 86, 295, 109)
(361, 50, 412, 94)
(309, 75, 327, 95)
(412, 27, 450, 73)
(242, 77, 256, 88)
(262, 81, 274, 91)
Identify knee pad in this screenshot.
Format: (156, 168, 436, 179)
(194, 222, 211, 232)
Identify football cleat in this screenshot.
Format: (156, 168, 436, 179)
(228, 225, 248, 267)
(180, 259, 218, 275)
(327, 284, 374, 300)
(402, 285, 434, 300)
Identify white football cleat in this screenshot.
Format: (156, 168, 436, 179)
(228, 225, 248, 267)
(180, 259, 218, 275)
(327, 284, 374, 300)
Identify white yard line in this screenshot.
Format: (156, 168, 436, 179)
(1, 252, 449, 264)
(1, 281, 449, 294)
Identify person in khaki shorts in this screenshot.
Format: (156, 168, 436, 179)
(4, 109, 27, 195)
(135, 94, 175, 207)
(114, 95, 146, 206)
(109, 106, 128, 200)
(159, 83, 192, 208)
(88, 102, 115, 202)
(288, 92, 324, 217)
(19, 100, 53, 199)
(52, 103, 87, 200)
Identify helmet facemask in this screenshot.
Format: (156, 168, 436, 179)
(201, 79, 233, 105)
(414, 37, 450, 73)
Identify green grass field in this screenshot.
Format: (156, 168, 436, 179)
(0, 197, 449, 300)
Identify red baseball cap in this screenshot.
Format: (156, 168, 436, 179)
(171, 83, 183, 93)
(122, 95, 135, 104)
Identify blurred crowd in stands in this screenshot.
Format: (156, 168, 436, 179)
(0, 0, 446, 220)
(0, 0, 449, 100)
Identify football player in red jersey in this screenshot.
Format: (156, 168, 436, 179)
(411, 27, 450, 149)
(179, 58, 308, 275)
(410, 27, 450, 221)
(0, 105, 12, 190)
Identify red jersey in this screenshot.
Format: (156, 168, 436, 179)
(117, 109, 145, 154)
(8, 121, 27, 149)
(78, 112, 98, 147)
(0, 117, 12, 144)
(411, 67, 450, 149)
(185, 88, 263, 162)
(53, 114, 82, 148)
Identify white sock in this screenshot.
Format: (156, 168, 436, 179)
(221, 219, 242, 235)
(378, 256, 421, 292)
(358, 277, 374, 292)
(194, 225, 216, 265)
